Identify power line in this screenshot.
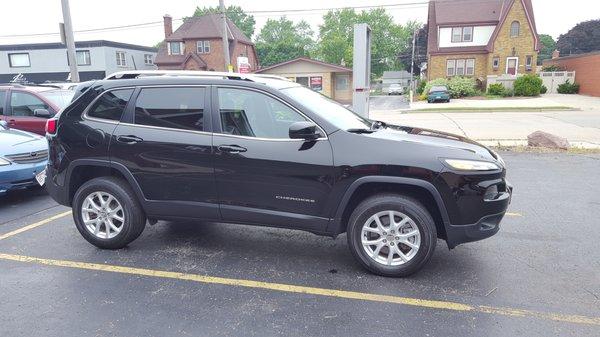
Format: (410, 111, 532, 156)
(0, 2, 430, 39)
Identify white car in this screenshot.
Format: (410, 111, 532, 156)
(387, 84, 404, 95)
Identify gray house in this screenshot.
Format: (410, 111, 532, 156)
(0, 40, 157, 83)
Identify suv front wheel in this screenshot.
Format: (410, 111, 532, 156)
(72, 177, 146, 249)
(347, 194, 437, 277)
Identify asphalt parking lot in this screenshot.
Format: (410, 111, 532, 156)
(1, 151, 599, 336)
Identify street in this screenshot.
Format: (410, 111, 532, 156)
(1, 151, 599, 336)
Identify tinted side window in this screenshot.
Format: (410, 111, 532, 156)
(218, 88, 306, 139)
(10, 91, 49, 116)
(0, 91, 5, 115)
(87, 89, 134, 121)
(134, 87, 205, 131)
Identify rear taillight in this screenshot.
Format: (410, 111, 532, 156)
(45, 118, 57, 135)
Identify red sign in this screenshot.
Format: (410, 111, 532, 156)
(239, 63, 250, 74)
(310, 76, 322, 91)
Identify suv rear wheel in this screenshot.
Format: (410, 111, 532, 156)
(72, 177, 146, 249)
(347, 194, 437, 277)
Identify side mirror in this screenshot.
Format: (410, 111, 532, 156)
(34, 109, 51, 118)
(0, 120, 8, 130)
(289, 121, 321, 140)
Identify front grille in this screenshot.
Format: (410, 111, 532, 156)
(6, 150, 48, 164)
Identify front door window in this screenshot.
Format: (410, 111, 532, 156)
(506, 58, 518, 75)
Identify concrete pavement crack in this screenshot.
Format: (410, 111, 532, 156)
(440, 113, 468, 137)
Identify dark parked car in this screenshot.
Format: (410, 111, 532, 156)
(45, 71, 512, 277)
(427, 85, 451, 103)
(0, 84, 74, 135)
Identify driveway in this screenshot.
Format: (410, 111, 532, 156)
(1, 152, 599, 336)
(369, 95, 409, 112)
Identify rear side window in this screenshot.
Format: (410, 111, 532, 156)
(134, 87, 205, 131)
(87, 89, 134, 121)
(0, 91, 5, 115)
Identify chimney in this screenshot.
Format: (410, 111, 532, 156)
(552, 50, 560, 59)
(163, 14, 173, 38)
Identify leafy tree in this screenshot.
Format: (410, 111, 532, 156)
(255, 17, 315, 67)
(316, 8, 414, 77)
(192, 5, 256, 38)
(556, 20, 600, 56)
(537, 34, 556, 65)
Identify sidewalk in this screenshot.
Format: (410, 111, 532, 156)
(371, 107, 600, 149)
(407, 93, 600, 112)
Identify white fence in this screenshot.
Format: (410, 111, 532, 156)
(539, 71, 576, 93)
(487, 74, 518, 90)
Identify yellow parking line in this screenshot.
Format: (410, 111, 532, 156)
(506, 212, 523, 217)
(0, 252, 597, 326)
(0, 211, 72, 241)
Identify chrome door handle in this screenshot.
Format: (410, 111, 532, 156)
(116, 135, 143, 144)
(218, 145, 247, 154)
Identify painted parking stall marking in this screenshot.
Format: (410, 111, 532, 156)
(0, 211, 71, 241)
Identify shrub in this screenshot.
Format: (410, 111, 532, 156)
(514, 74, 543, 96)
(557, 80, 580, 94)
(540, 85, 548, 94)
(487, 83, 506, 96)
(421, 77, 477, 99)
(503, 88, 514, 97)
(447, 77, 477, 98)
(542, 65, 562, 72)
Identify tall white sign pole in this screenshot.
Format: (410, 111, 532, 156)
(352, 24, 371, 118)
(61, 0, 80, 82)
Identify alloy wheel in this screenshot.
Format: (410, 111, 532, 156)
(361, 210, 421, 266)
(81, 191, 125, 239)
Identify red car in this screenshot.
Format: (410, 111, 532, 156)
(0, 84, 74, 135)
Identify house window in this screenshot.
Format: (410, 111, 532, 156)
(456, 59, 466, 76)
(8, 53, 30, 67)
(196, 41, 210, 54)
(168, 42, 183, 55)
(451, 28, 462, 43)
(510, 21, 520, 37)
(451, 27, 473, 43)
(144, 54, 153, 65)
(462, 27, 473, 42)
(466, 59, 475, 75)
(492, 57, 500, 70)
(335, 74, 350, 90)
(446, 60, 456, 76)
(76, 50, 91, 65)
(525, 55, 533, 71)
(116, 51, 126, 67)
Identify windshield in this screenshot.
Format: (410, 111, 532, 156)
(430, 86, 448, 93)
(39, 90, 75, 109)
(281, 86, 371, 131)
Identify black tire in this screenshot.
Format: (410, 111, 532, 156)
(72, 176, 146, 249)
(347, 194, 437, 277)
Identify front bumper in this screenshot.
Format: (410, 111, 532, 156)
(0, 161, 47, 194)
(443, 179, 513, 249)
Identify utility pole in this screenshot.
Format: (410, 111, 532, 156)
(409, 27, 417, 100)
(61, 0, 79, 82)
(219, 0, 231, 72)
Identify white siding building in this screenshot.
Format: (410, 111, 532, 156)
(0, 40, 157, 83)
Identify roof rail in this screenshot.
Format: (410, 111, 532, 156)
(103, 70, 293, 83)
(104, 70, 252, 81)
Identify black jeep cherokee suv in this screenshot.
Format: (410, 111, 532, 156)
(46, 71, 512, 277)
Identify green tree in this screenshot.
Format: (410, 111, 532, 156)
(537, 34, 556, 65)
(192, 5, 256, 38)
(556, 19, 600, 56)
(316, 8, 414, 77)
(255, 17, 315, 67)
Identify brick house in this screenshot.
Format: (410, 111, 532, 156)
(427, 0, 540, 86)
(154, 14, 258, 72)
(543, 51, 600, 97)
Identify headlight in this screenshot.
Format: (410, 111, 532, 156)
(444, 159, 500, 171)
(0, 157, 11, 166)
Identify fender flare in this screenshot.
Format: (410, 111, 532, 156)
(327, 176, 451, 235)
(65, 159, 147, 208)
